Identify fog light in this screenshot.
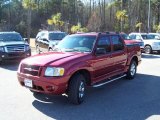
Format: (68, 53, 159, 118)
(46, 86, 54, 92)
(2, 55, 5, 58)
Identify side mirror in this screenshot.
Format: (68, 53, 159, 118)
(23, 38, 29, 43)
(96, 48, 106, 55)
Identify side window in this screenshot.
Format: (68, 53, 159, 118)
(111, 35, 124, 51)
(97, 36, 111, 53)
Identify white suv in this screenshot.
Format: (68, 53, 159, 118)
(129, 33, 160, 54)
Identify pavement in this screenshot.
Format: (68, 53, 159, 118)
(0, 53, 160, 120)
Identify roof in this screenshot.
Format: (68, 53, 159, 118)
(0, 31, 19, 34)
(73, 32, 120, 36)
(40, 30, 66, 33)
(130, 32, 147, 34)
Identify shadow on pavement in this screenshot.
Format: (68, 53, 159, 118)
(32, 73, 160, 120)
(142, 53, 160, 59)
(0, 60, 20, 71)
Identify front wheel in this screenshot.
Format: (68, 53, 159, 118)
(68, 74, 86, 104)
(144, 45, 152, 54)
(36, 45, 40, 54)
(126, 60, 137, 79)
(48, 48, 53, 52)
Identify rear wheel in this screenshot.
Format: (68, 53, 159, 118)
(68, 74, 86, 104)
(126, 60, 137, 79)
(144, 45, 152, 54)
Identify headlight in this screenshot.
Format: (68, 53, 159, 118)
(25, 45, 30, 51)
(0, 46, 4, 52)
(45, 67, 65, 77)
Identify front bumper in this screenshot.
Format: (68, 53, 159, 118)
(0, 50, 31, 62)
(17, 72, 69, 95)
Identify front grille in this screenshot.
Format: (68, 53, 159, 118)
(21, 64, 41, 76)
(6, 45, 25, 52)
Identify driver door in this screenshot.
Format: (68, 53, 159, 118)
(91, 35, 114, 83)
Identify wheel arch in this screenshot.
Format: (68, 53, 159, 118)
(68, 69, 91, 86)
(127, 55, 138, 66)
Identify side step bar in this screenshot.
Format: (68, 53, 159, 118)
(92, 74, 126, 88)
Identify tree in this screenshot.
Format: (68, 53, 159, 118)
(87, 12, 101, 32)
(116, 10, 128, 32)
(136, 22, 142, 33)
(153, 24, 160, 32)
(47, 13, 64, 30)
(71, 23, 88, 33)
(22, 0, 37, 42)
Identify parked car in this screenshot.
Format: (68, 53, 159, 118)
(35, 31, 67, 53)
(0, 32, 31, 64)
(120, 33, 144, 51)
(17, 32, 141, 104)
(129, 33, 160, 54)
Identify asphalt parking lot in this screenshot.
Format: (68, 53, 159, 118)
(0, 53, 160, 120)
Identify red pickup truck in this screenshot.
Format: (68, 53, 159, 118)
(17, 32, 141, 104)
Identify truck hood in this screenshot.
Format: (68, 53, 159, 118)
(21, 52, 87, 66)
(0, 41, 27, 46)
(124, 39, 138, 45)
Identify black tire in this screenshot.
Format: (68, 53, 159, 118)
(36, 45, 40, 54)
(48, 48, 53, 52)
(126, 60, 137, 79)
(144, 45, 152, 54)
(68, 74, 86, 105)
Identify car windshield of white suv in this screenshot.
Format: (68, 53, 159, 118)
(54, 35, 96, 53)
(0, 33, 23, 41)
(121, 34, 131, 40)
(49, 33, 66, 40)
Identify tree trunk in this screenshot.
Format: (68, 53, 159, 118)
(27, 8, 32, 44)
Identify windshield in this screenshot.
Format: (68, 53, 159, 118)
(54, 35, 96, 53)
(49, 33, 66, 40)
(0, 33, 23, 41)
(121, 34, 131, 40)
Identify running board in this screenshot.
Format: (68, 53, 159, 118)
(92, 74, 126, 88)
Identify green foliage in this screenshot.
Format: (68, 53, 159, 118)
(153, 24, 160, 32)
(47, 13, 64, 30)
(116, 10, 128, 21)
(136, 22, 142, 32)
(22, 0, 37, 10)
(71, 23, 88, 33)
